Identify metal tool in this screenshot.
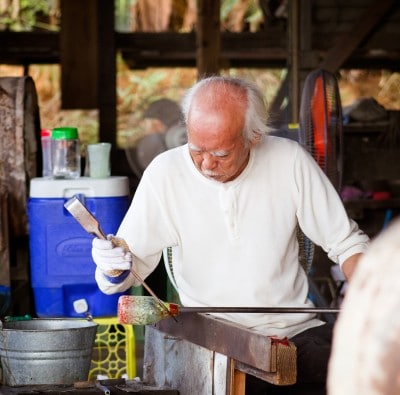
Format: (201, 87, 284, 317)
(96, 381, 111, 395)
(64, 196, 106, 239)
(64, 196, 175, 321)
(74, 378, 126, 395)
(118, 295, 341, 325)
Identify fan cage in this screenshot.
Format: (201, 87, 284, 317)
(299, 69, 344, 192)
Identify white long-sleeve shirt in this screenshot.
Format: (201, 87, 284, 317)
(97, 136, 369, 337)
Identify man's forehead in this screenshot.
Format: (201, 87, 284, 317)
(187, 126, 242, 151)
(188, 140, 233, 153)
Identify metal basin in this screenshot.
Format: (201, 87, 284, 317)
(0, 318, 98, 386)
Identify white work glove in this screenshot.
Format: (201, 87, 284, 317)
(92, 235, 132, 284)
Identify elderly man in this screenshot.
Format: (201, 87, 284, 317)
(92, 76, 369, 394)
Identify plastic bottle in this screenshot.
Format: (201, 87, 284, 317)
(40, 129, 52, 178)
(51, 127, 81, 179)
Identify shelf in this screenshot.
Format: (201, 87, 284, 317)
(343, 121, 389, 134)
(344, 198, 400, 210)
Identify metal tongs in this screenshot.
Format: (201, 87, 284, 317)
(64, 196, 175, 321)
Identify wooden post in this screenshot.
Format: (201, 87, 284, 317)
(60, 0, 116, 145)
(60, 0, 98, 109)
(196, 0, 220, 78)
(288, 0, 300, 124)
(96, 0, 117, 145)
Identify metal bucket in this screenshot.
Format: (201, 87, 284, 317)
(0, 318, 98, 386)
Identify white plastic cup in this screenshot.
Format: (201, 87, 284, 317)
(87, 142, 111, 178)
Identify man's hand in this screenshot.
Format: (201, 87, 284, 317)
(92, 235, 132, 281)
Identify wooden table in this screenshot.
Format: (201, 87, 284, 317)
(143, 313, 296, 395)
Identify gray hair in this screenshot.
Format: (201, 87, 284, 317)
(181, 76, 272, 143)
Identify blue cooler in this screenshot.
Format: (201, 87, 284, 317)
(28, 176, 131, 318)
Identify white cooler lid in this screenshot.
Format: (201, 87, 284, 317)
(29, 176, 130, 198)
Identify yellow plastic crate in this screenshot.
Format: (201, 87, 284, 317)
(89, 317, 136, 380)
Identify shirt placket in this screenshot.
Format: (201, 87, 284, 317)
(219, 185, 239, 240)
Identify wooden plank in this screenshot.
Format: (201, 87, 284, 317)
(118, 31, 287, 69)
(234, 360, 283, 385)
(155, 312, 273, 372)
(214, 353, 228, 394)
(144, 325, 217, 394)
(0, 31, 59, 64)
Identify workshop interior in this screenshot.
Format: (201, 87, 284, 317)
(1, 1, 400, 394)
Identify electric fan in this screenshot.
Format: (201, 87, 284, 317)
(299, 69, 344, 192)
(297, 69, 344, 317)
(125, 98, 187, 178)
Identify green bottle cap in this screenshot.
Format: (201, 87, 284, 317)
(52, 127, 79, 140)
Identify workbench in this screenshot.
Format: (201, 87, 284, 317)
(143, 312, 296, 395)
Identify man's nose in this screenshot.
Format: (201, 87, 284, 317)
(201, 153, 217, 169)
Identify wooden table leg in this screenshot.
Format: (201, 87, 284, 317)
(228, 359, 246, 395)
(233, 370, 246, 395)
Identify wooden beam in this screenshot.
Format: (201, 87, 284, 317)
(3, 30, 400, 71)
(118, 31, 286, 69)
(320, 0, 397, 72)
